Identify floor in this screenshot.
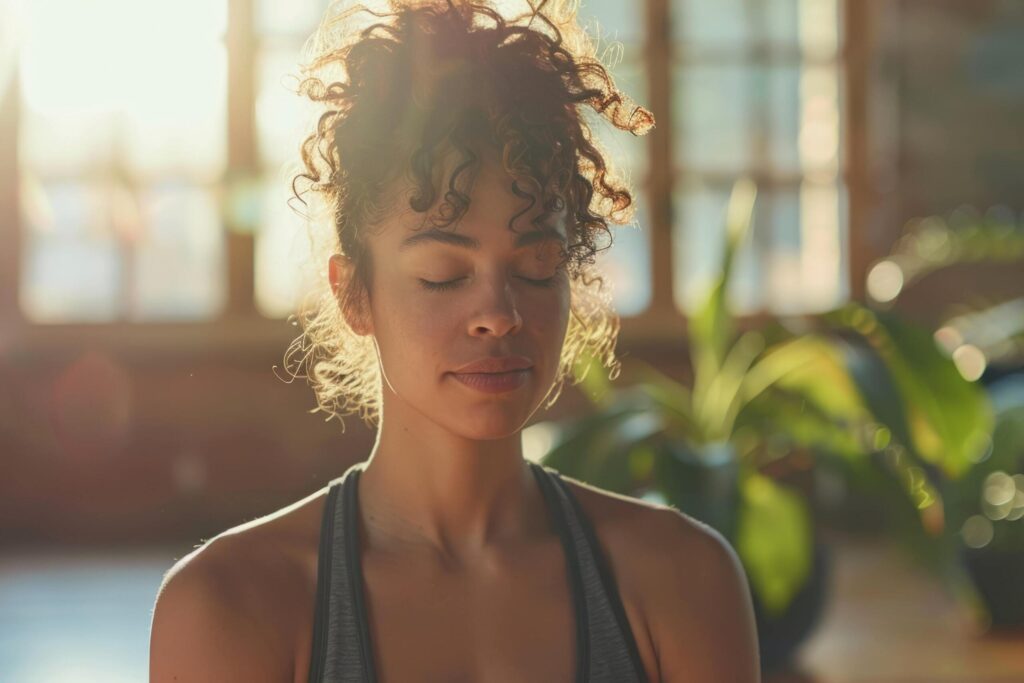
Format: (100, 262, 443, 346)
(768, 533, 1024, 683)
(0, 547, 179, 683)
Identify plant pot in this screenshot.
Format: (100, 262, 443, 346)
(960, 544, 1024, 627)
(748, 536, 832, 675)
(653, 440, 741, 541)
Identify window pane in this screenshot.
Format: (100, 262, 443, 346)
(765, 0, 841, 56)
(257, 0, 326, 37)
(798, 0, 839, 58)
(757, 182, 846, 313)
(19, 180, 121, 322)
(766, 0, 799, 49)
(797, 180, 846, 311)
(19, 108, 118, 175)
(798, 64, 841, 174)
(673, 0, 749, 52)
(19, 0, 227, 180)
(255, 180, 318, 319)
(579, 0, 645, 45)
(257, 46, 313, 170)
(674, 65, 754, 171)
(766, 64, 800, 172)
(762, 62, 844, 176)
(132, 184, 226, 320)
(122, 43, 228, 181)
(596, 202, 652, 316)
(673, 181, 846, 316)
(673, 182, 763, 315)
(758, 187, 802, 313)
(19, 178, 226, 322)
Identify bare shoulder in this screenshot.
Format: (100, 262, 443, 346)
(150, 485, 331, 683)
(558, 476, 761, 683)
(555, 472, 722, 558)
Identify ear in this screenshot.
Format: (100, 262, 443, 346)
(328, 253, 374, 336)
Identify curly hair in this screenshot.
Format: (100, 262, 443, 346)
(278, 0, 654, 431)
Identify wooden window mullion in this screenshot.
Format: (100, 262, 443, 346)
(843, 0, 871, 303)
(0, 70, 20, 326)
(645, 0, 675, 317)
(224, 0, 258, 319)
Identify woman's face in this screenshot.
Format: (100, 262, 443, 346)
(333, 159, 572, 440)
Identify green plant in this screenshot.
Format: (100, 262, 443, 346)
(541, 181, 996, 618)
(949, 379, 1024, 552)
(855, 208, 1024, 575)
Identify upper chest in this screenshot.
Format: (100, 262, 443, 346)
(286, 487, 663, 683)
(357, 538, 579, 682)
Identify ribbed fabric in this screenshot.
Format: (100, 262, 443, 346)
(306, 461, 649, 683)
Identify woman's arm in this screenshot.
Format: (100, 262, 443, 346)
(149, 540, 293, 682)
(644, 509, 762, 683)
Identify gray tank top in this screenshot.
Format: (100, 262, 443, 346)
(306, 460, 649, 683)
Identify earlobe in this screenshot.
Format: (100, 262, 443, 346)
(328, 253, 351, 300)
(329, 253, 373, 336)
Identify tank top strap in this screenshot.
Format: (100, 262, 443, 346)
(308, 463, 375, 683)
(528, 462, 650, 683)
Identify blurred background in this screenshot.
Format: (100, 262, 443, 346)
(1, 0, 1022, 681)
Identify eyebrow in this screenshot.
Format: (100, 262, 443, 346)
(398, 226, 567, 252)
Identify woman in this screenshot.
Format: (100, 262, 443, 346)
(150, 1, 760, 681)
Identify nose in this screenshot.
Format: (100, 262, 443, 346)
(468, 275, 523, 338)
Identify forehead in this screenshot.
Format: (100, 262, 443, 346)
(373, 156, 569, 249)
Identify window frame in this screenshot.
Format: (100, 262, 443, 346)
(0, 0, 873, 360)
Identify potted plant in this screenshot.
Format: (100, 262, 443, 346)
(855, 209, 1024, 629)
(538, 183, 1000, 672)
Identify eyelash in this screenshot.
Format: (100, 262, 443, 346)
(418, 276, 558, 292)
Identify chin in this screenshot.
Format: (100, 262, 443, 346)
(444, 405, 537, 441)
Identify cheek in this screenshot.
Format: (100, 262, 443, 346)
(375, 285, 458, 347)
(521, 286, 572, 373)
(529, 287, 570, 337)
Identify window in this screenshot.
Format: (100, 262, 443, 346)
(16, 0, 229, 322)
(671, 0, 847, 315)
(252, 0, 326, 318)
(6, 0, 850, 331)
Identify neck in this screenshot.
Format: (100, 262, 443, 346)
(356, 398, 547, 565)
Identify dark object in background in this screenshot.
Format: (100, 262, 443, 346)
(961, 545, 1024, 627)
(752, 538, 832, 676)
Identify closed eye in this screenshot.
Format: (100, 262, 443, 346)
(418, 276, 558, 292)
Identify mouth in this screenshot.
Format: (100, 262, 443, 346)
(449, 368, 531, 394)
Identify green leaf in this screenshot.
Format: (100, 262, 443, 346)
(824, 305, 994, 479)
(735, 473, 814, 617)
(689, 178, 758, 409)
(871, 312, 993, 479)
(744, 334, 869, 424)
(699, 330, 766, 440)
(626, 359, 700, 439)
(739, 388, 867, 462)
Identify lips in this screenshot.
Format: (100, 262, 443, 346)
(452, 355, 534, 375)
(450, 367, 531, 394)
